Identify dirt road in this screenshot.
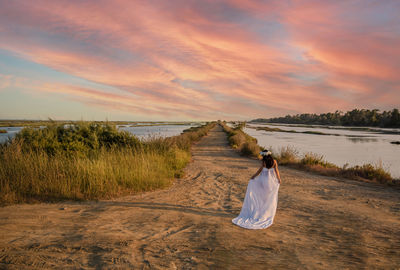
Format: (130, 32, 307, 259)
(1, 125, 399, 269)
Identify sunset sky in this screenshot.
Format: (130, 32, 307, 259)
(0, 0, 399, 121)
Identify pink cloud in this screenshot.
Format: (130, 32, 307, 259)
(274, 1, 400, 110)
(0, 74, 13, 90)
(0, 0, 399, 119)
(0, 73, 33, 91)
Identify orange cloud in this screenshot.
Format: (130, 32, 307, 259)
(0, 0, 399, 119)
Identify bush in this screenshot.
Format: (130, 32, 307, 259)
(229, 132, 246, 148)
(240, 141, 260, 156)
(16, 122, 140, 157)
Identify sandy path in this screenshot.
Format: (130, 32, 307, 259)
(1, 125, 399, 269)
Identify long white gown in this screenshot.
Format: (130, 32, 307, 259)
(232, 167, 280, 229)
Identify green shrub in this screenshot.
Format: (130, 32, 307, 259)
(16, 122, 140, 157)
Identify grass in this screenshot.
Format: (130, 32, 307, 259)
(301, 152, 337, 168)
(274, 146, 299, 165)
(340, 164, 392, 184)
(0, 121, 215, 205)
(0, 129, 7, 133)
(272, 146, 396, 185)
(220, 121, 260, 157)
(253, 126, 296, 133)
(223, 124, 397, 186)
(302, 131, 333, 135)
(251, 126, 342, 136)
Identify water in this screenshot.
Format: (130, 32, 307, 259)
(0, 123, 201, 144)
(118, 123, 201, 139)
(245, 123, 400, 178)
(0, 127, 24, 143)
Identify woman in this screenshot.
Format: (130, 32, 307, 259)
(232, 150, 281, 229)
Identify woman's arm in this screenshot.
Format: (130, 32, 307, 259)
(251, 166, 263, 179)
(273, 160, 282, 184)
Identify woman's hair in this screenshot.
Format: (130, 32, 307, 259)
(263, 154, 274, 169)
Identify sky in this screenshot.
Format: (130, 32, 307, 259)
(0, 0, 399, 121)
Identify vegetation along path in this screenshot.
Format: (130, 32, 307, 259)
(0, 125, 399, 269)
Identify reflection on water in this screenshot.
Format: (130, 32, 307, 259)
(246, 123, 400, 178)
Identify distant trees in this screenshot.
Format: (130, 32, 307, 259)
(257, 109, 400, 128)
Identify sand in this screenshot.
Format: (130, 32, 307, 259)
(0, 125, 399, 269)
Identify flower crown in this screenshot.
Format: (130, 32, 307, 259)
(260, 150, 272, 156)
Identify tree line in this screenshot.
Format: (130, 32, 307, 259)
(252, 109, 400, 128)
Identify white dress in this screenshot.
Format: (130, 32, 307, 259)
(232, 167, 280, 229)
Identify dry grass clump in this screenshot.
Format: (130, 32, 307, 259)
(220, 121, 260, 157)
(0, 122, 215, 205)
(240, 141, 260, 156)
(301, 152, 337, 168)
(0, 129, 7, 133)
(229, 132, 246, 148)
(341, 164, 393, 184)
(275, 146, 299, 165)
